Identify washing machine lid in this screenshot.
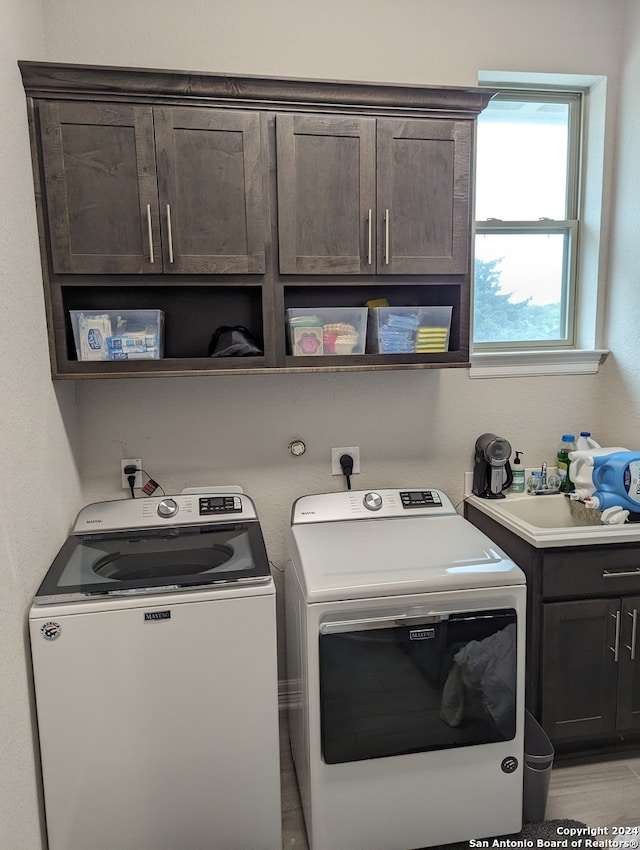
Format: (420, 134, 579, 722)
(34, 493, 271, 602)
(288, 489, 525, 602)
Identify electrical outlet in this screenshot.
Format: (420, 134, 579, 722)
(331, 446, 361, 476)
(121, 458, 142, 490)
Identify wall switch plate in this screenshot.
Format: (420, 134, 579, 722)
(121, 458, 142, 490)
(331, 446, 361, 476)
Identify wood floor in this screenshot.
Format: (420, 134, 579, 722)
(279, 712, 640, 848)
(546, 752, 640, 829)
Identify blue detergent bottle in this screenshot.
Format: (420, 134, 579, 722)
(588, 451, 640, 511)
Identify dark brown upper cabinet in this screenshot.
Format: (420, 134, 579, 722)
(40, 101, 266, 275)
(377, 119, 471, 275)
(276, 114, 376, 275)
(21, 62, 493, 378)
(276, 114, 471, 275)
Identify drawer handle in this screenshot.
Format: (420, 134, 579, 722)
(146, 204, 154, 264)
(627, 609, 638, 661)
(602, 568, 640, 578)
(611, 611, 621, 662)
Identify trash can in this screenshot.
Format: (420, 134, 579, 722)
(523, 710, 555, 823)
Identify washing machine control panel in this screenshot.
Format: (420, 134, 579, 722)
(199, 496, 243, 515)
(292, 488, 456, 523)
(72, 492, 257, 532)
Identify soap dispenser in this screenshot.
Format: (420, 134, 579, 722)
(511, 451, 525, 492)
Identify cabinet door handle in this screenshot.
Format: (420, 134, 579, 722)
(627, 609, 638, 661)
(367, 209, 373, 265)
(384, 208, 390, 265)
(611, 610, 621, 661)
(166, 204, 174, 264)
(146, 204, 154, 264)
(602, 568, 640, 578)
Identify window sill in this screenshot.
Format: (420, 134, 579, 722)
(469, 348, 609, 378)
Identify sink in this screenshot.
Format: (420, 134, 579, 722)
(487, 494, 598, 528)
(465, 492, 640, 548)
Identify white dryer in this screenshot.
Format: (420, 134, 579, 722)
(30, 492, 281, 850)
(285, 488, 526, 850)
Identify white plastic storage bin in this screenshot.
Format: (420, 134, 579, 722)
(367, 306, 452, 354)
(70, 310, 165, 361)
(286, 308, 368, 356)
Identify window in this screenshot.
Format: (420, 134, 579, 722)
(473, 90, 582, 350)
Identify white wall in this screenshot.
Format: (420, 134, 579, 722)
(603, 0, 640, 444)
(1, 1, 84, 848)
(49, 0, 622, 645)
(3, 0, 634, 846)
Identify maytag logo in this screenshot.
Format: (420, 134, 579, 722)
(144, 610, 171, 622)
(85, 519, 102, 524)
(409, 627, 435, 641)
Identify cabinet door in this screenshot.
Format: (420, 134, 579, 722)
(276, 114, 376, 274)
(39, 101, 161, 274)
(377, 119, 471, 275)
(616, 596, 640, 730)
(541, 599, 619, 741)
(154, 108, 265, 274)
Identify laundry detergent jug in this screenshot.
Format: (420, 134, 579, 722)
(579, 450, 640, 512)
(569, 447, 629, 500)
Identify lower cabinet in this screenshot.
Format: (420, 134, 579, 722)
(463, 501, 640, 756)
(541, 596, 640, 740)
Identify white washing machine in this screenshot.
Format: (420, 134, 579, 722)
(29, 491, 281, 850)
(285, 488, 527, 850)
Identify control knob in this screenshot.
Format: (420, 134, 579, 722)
(363, 492, 383, 511)
(157, 498, 178, 518)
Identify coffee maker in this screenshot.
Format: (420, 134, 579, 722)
(472, 433, 513, 498)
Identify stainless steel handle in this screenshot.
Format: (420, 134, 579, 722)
(603, 568, 640, 578)
(611, 611, 621, 662)
(367, 209, 372, 265)
(321, 614, 406, 634)
(627, 609, 638, 660)
(384, 208, 390, 265)
(166, 204, 174, 264)
(320, 610, 451, 635)
(146, 204, 154, 263)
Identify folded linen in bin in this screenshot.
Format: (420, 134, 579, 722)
(378, 312, 420, 353)
(415, 326, 449, 352)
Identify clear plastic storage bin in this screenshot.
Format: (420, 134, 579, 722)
(70, 310, 165, 361)
(367, 306, 452, 354)
(286, 308, 368, 356)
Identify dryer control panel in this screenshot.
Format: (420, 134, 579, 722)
(291, 488, 457, 524)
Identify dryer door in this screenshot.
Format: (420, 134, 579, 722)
(319, 607, 517, 764)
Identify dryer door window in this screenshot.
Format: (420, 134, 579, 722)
(319, 608, 517, 764)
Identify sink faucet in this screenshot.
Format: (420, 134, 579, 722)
(541, 462, 548, 489)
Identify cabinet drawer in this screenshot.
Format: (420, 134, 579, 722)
(542, 547, 640, 599)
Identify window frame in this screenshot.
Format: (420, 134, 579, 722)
(473, 88, 583, 352)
